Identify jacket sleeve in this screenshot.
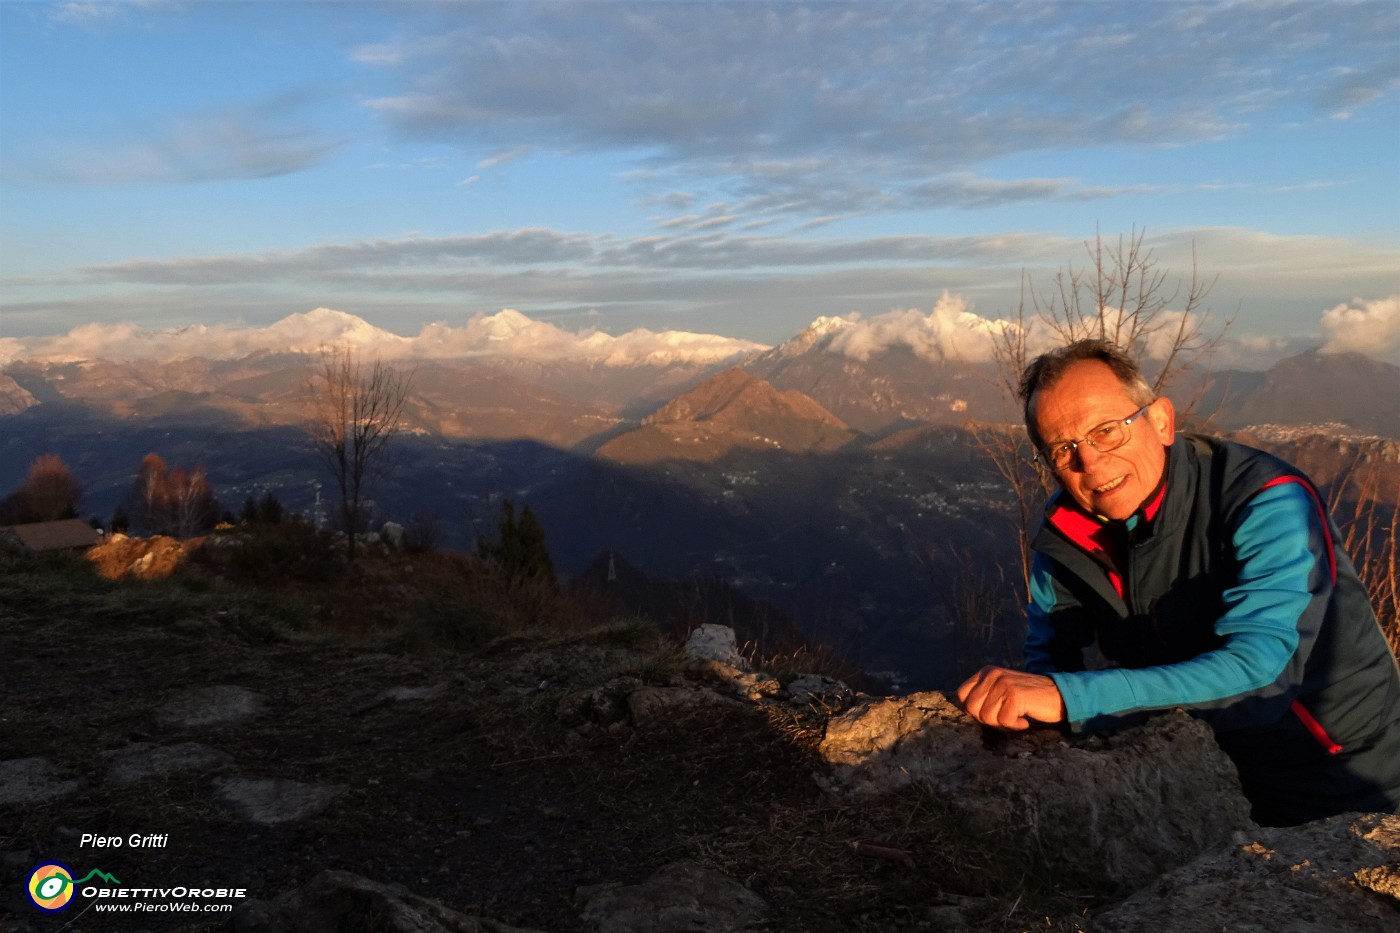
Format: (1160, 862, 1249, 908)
(1045, 481, 1322, 734)
(1023, 551, 1096, 675)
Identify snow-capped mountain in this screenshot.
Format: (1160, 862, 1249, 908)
(7, 307, 1400, 441)
(0, 308, 773, 440)
(0, 308, 766, 369)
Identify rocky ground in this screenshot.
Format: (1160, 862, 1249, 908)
(0, 539, 1078, 932)
(2, 538, 1397, 932)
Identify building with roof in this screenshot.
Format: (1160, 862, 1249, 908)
(0, 518, 103, 552)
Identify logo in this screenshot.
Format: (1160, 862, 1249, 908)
(26, 863, 121, 913)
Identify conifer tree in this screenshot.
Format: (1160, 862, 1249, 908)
(476, 499, 556, 590)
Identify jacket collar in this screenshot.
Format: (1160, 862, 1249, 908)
(1042, 439, 1174, 545)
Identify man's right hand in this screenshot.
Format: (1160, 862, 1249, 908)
(956, 666, 1066, 730)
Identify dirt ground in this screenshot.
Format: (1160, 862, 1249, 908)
(0, 541, 1089, 932)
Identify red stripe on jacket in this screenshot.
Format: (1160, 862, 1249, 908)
(1290, 700, 1343, 754)
(1259, 476, 1337, 586)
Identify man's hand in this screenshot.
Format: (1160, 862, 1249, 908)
(956, 667, 1066, 730)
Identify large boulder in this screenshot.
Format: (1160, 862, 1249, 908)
(818, 692, 1254, 893)
(1090, 813, 1400, 932)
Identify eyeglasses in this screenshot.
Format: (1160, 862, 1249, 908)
(1033, 403, 1153, 471)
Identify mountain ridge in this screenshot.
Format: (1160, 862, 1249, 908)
(598, 368, 857, 464)
(7, 307, 1399, 438)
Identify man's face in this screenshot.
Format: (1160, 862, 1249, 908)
(1030, 360, 1175, 520)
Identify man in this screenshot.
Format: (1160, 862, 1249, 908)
(957, 339, 1400, 826)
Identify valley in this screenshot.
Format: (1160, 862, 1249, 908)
(4, 310, 1398, 691)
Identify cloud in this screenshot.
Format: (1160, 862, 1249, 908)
(806, 293, 1374, 374)
(52, 1, 124, 24)
(19, 93, 340, 185)
(80, 229, 600, 285)
(1209, 333, 1316, 371)
(822, 293, 1013, 364)
(414, 310, 765, 366)
(67, 229, 1060, 288)
(903, 173, 1157, 210)
(1143, 228, 1400, 327)
(810, 295, 1220, 369)
(0, 307, 766, 368)
(10, 226, 1396, 357)
(477, 145, 532, 169)
(7, 320, 264, 365)
(52, 1, 178, 26)
(1320, 296, 1400, 359)
(1316, 60, 1400, 118)
(348, 1, 1397, 227)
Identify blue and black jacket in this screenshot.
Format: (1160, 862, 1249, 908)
(1025, 434, 1400, 825)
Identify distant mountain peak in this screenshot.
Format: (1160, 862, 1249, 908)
(769, 314, 858, 359)
(476, 308, 535, 340)
(1200, 346, 1400, 437)
(598, 367, 852, 463)
(290, 307, 362, 325)
(0, 307, 764, 368)
(266, 308, 411, 354)
(807, 315, 857, 338)
(643, 368, 758, 425)
(642, 367, 845, 429)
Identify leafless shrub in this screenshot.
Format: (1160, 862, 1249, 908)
(1335, 460, 1400, 659)
(402, 512, 441, 554)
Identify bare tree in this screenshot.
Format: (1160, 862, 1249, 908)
(965, 228, 1230, 627)
(304, 347, 414, 563)
(124, 453, 220, 537)
(132, 453, 167, 531)
(164, 464, 219, 538)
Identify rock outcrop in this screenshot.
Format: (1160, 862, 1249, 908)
(682, 624, 1398, 925)
(816, 692, 1254, 892)
(1091, 813, 1400, 932)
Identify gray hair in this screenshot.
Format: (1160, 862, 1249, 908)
(1019, 339, 1154, 445)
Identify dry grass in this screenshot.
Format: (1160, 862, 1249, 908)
(1333, 458, 1400, 658)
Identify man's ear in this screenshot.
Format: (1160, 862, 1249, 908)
(1148, 396, 1176, 443)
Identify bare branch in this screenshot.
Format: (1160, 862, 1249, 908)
(967, 229, 1231, 612)
(304, 346, 415, 563)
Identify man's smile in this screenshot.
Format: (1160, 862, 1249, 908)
(1092, 475, 1127, 495)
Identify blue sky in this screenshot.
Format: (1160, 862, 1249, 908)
(1, 0, 1398, 363)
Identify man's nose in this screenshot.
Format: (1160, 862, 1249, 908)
(1073, 441, 1108, 470)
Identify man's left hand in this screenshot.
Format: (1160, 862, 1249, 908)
(956, 667, 1066, 730)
